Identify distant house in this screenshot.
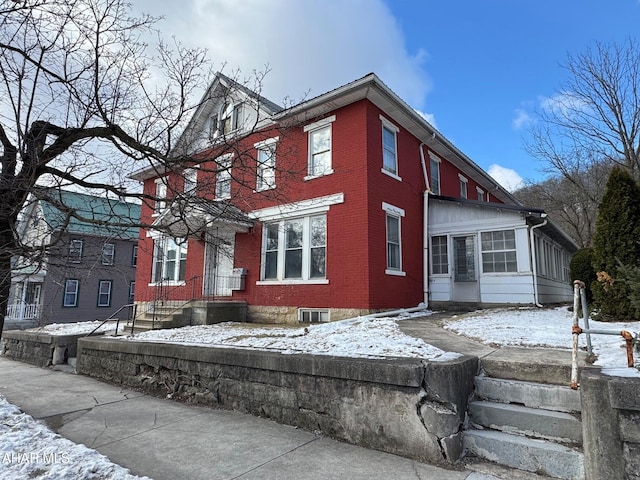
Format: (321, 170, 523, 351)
(130, 72, 578, 326)
(7, 189, 140, 328)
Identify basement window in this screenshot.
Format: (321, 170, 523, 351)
(298, 309, 329, 323)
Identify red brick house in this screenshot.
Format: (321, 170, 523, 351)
(130, 73, 577, 325)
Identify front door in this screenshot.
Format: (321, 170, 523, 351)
(452, 235, 479, 302)
(203, 230, 235, 297)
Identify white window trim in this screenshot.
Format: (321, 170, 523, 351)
(150, 236, 188, 285)
(183, 167, 198, 193)
(255, 137, 279, 192)
(458, 173, 468, 198)
(298, 308, 330, 323)
(250, 193, 344, 222)
(380, 115, 401, 181)
(259, 215, 327, 283)
(215, 153, 233, 200)
(429, 154, 441, 195)
(97, 280, 112, 307)
(153, 178, 167, 216)
(69, 239, 84, 263)
(101, 243, 115, 265)
(382, 202, 406, 276)
(63, 279, 79, 307)
(476, 187, 485, 201)
(304, 115, 336, 180)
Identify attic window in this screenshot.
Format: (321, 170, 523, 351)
(221, 102, 244, 135)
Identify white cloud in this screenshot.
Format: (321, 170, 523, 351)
(488, 164, 524, 192)
(512, 108, 532, 130)
(539, 91, 588, 118)
(133, 0, 431, 108)
(415, 110, 438, 129)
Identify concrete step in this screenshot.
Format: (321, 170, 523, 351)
(480, 347, 591, 386)
(463, 429, 584, 480)
(475, 376, 582, 413)
(468, 401, 582, 444)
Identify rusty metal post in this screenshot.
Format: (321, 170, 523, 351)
(570, 280, 584, 389)
(622, 331, 635, 368)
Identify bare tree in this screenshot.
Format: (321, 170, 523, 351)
(514, 159, 613, 247)
(526, 38, 640, 183)
(0, 0, 299, 338)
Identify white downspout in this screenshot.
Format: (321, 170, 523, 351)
(419, 143, 430, 308)
(529, 215, 548, 308)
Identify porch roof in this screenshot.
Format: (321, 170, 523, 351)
(151, 197, 253, 238)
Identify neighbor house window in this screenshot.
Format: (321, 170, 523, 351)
(382, 202, 405, 275)
(102, 243, 115, 265)
(63, 279, 79, 307)
(255, 137, 278, 191)
(153, 237, 188, 283)
(154, 178, 167, 214)
(481, 230, 517, 273)
(459, 174, 468, 199)
(215, 155, 232, 199)
(69, 239, 84, 263)
(97, 280, 112, 307)
(380, 115, 399, 177)
(131, 245, 138, 266)
(430, 155, 441, 195)
(431, 235, 448, 274)
(261, 215, 326, 281)
(129, 281, 135, 303)
(477, 187, 485, 202)
(304, 115, 335, 178)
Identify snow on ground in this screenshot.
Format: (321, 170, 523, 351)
(443, 306, 640, 377)
(121, 313, 462, 362)
(26, 320, 124, 336)
(0, 394, 150, 480)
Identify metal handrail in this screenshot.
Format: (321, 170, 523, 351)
(86, 303, 136, 337)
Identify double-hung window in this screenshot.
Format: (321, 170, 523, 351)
(102, 243, 115, 265)
(255, 137, 278, 191)
(304, 115, 335, 178)
(261, 215, 326, 282)
(459, 174, 468, 199)
(153, 237, 188, 283)
(184, 168, 198, 194)
(221, 102, 244, 135)
(382, 202, 405, 276)
(69, 239, 84, 263)
(215, 154, 232, 199)
(477, 187, 485, 202)
(97, 280, 112, 307)
(430, 155, 441, 195)
(380, 115, 400, 178)
(481, 230, 517, 273)
(154, 178, 167, 214)
(63, 279, 79, 307)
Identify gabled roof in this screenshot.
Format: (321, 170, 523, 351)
(275, 73, 519, 205)
(35, 189, 141, 240)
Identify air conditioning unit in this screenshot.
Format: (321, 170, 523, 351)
(231, 268, 247, 290)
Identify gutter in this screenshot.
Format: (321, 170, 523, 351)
(529, 215, 548, 308)
(419, 143, 431, 308)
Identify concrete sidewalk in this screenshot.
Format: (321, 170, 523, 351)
(0, 357, 506, 480)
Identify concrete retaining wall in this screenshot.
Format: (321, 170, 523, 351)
(581, 369, 640, 480)
(77, 337, 478, 465)
(1, 330, 103, 367)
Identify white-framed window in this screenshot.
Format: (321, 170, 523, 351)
(298, 309, 329, 323)
(382, 202, 405, 276)
(221, 102, 244, 135)
(153, 237, 188, 283)
(255, 137, 278, 191)
(215, 154, 232, 199)
(97, 280, 112, 307)
(304, 115, 335, 179)
(459, 174, 468, 199)
(477, 187, 485, 202)
(102, 243, 115, 265)
(431, 235, 448, 274)
(63, 279, 79, 307)
(68, 239, 84, 263)
(261, 215, 326, 282)
(481, 230, 517, 273)
(184, 168, 198, 193)
(380, 115, 400, 178)
(430, 155, 441, 195)
(154, 178, 167, 214)
(128, 281, 135, 303)
(131, 245, 138, 266)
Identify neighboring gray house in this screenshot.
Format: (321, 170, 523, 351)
(7, 189, 140, 327)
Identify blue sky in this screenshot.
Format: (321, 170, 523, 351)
(136, 0, 640, 191)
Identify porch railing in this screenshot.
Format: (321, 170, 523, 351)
(6, 303, 40, 321)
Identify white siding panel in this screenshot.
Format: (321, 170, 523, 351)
(429, 277, 451, 302)
(480, 275, 534, 304)
(537, 277, 573, 304)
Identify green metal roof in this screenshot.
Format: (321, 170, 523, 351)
(38, 189, 141, 240)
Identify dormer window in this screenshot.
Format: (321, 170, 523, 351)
(221, 102, 244, 135)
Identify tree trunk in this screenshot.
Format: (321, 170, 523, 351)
(0, 218, 17, 342)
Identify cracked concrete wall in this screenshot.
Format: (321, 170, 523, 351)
(77, 337, 478, 465)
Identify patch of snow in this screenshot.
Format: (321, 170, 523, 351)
(27, 321, 124, 336)
(120, 316, 460, 361)
(0, 394, 150, 480)
(601, 367, 640, 378)
(444, 306, 640, 375)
